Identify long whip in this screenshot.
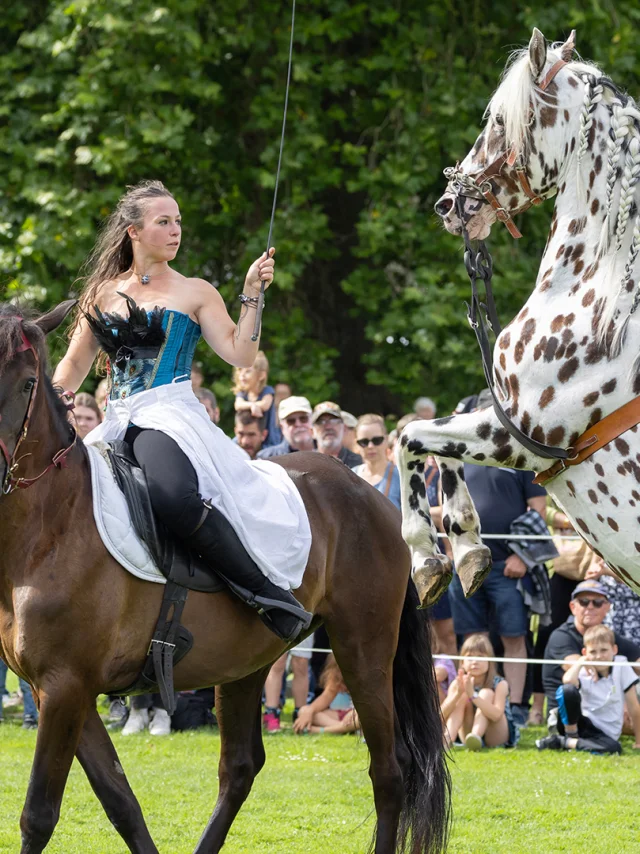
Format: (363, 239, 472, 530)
(251, 0, 296, 341)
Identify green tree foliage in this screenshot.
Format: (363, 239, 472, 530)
(1, 1, 639, 418)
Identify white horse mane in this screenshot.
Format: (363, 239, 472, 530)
(487, 44, 640, 354)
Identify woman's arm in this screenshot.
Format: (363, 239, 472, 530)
(195, 251, 275, 368)
(51, 314, 100, 393)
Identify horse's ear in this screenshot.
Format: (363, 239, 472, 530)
(36, 299, 78, 335)
(528, 27, 548, 81)
(559, 29, 577, 62)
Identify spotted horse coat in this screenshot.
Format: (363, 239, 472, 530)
(398, 28, 640, 607)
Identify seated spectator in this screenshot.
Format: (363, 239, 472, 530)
(351, 414, 400, 509)
(414, 396, 436, 420)
(293, 655, 359, 734)
(73, 392, 102, 439)
(542, 580, 640, 732)
(312, 402, 362, 467)
(258, 396, 314, 459)
(233, 351, 279, 446)
(263, 634, 314, 732)
(433, 648, 458, 704)
(234, 411, 267, 460)
(0, 661, 38, 729)
(537, 625, 640, 753)
(195, 387, 220, 424)
(441, 634, 518, 750)
(340, 411, 359, 455)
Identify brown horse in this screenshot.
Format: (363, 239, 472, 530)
(0, 301, 450, 854)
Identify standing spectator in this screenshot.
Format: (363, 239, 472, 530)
(191, 361, 205, 389)
(74, 392, 102, 439)
(233, 411, 267, 460)
(195, 387, 220, 424)
(341, 411, 359, 456)
(537, 625, 640, 753)
(0, 662, 38, 729)
(351, 414, 400, 509)
(263, 634, 314, 732)
(258, 396, 315, 459)
(542, 580, 640, 731)
(414, 396, 436, 420)
(233, 351, 279, 447)
(312, 402, 362, 467)
(448, 392, 547, 728)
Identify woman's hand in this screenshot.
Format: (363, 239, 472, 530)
(244, 248, 276, 295)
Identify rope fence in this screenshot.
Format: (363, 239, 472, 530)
(436, 532, 582, 541)
(300, 651, 638, 667)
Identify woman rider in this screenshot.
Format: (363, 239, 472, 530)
(52, 180, 312, 642)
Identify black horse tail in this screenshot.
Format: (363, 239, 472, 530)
(393, 581, 451, 854)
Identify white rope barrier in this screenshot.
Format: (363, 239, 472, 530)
(301, 650, 639, 667)
(435, 532, 582, 541)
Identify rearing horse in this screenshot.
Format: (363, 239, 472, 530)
(0, 302, 449, 853)
(398, 28, 640, 606)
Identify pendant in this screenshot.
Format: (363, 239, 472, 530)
(141, 274, 150, 285)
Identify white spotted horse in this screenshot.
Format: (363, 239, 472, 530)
(397, 27, 640, 607)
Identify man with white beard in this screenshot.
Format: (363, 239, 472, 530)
(311, 401, 362, 467)
(257, 396, 316, 458)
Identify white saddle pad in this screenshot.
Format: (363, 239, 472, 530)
(86, 443, 165, 584)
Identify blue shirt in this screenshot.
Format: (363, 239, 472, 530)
(463, 464, 546, 562)
(352, 462, 401, 510)
(236, 384, 281, 447)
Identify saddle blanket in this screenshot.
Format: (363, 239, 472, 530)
(86, 443, 166, 584)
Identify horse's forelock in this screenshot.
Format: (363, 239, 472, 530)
(0, 305, 45, 376)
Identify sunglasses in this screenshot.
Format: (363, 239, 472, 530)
(575, 597, 607, 609)
(356, 436, 386, 448)
(285, 414, 310, 426)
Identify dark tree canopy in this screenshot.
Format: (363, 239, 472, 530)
(1, 1, 638, 423)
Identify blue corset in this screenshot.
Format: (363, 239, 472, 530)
(85, 296, 201, 401)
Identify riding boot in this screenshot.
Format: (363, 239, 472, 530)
(185, 501, 313, 643)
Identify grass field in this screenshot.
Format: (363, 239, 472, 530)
(2, 688, 640, 854)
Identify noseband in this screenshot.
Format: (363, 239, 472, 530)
(0, 322, 77, 495)
(443, 58, 568, 239)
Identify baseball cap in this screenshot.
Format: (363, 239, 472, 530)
(312, 401, 343, 424)
(571, 580, 611, 601)
(278, 396, 312, 422)
(341, 411, 358, 429)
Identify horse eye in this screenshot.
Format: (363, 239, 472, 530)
(23, 378, 36, 392)
(494, 114, 504, 127)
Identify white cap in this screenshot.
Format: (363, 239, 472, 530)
(278, 395, 312, 421)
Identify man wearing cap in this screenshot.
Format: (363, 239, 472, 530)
(312, 401, 362, 467)
(257, 396, 316, 459)
(542, 579, 640, 730)
(340, 410, 360, 456)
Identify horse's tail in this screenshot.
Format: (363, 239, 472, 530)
(393, 581, 451, 854)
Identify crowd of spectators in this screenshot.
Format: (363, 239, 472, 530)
(5, 353, 640, 760)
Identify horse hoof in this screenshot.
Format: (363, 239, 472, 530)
(413, 557, 453, 609)
(457, 546, 492, 598)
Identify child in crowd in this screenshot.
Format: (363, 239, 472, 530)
(233, 350, 280, 446)
(293, 655, 359, 734)
(537, 624, 640, 754)
(441, 634, 518, 750)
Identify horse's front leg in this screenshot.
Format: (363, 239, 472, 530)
(397, 409, 545, 607)
(19, 677, 90, 853)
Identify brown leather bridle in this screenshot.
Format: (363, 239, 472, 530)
(0, 322, 77, 495)
(443, 58, 568, 239)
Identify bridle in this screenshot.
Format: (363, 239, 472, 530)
(443, 58, 568, 240)
(0, 322, 77, 495)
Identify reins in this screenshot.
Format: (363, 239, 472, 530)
(0, 323, 77, 495)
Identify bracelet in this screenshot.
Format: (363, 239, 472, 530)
(239, 293, 260, 307)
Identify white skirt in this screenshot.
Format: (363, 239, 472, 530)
(84, 381, 312, 590)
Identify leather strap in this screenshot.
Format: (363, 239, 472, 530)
(538, 59, 566, 92)
(534, 395, 640, 485)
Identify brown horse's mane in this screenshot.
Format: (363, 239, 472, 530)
(0, 302, 72, 430)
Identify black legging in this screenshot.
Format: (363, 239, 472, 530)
(126, 427, 204, 538)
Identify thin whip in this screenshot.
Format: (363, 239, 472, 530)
(251, 0, 296, 341)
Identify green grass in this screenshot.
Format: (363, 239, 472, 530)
(1, 695, 640, 854)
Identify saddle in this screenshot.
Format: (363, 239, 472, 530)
(107, 441, 224, 713)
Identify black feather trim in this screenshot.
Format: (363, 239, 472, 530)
(85, 293, 166, 359)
